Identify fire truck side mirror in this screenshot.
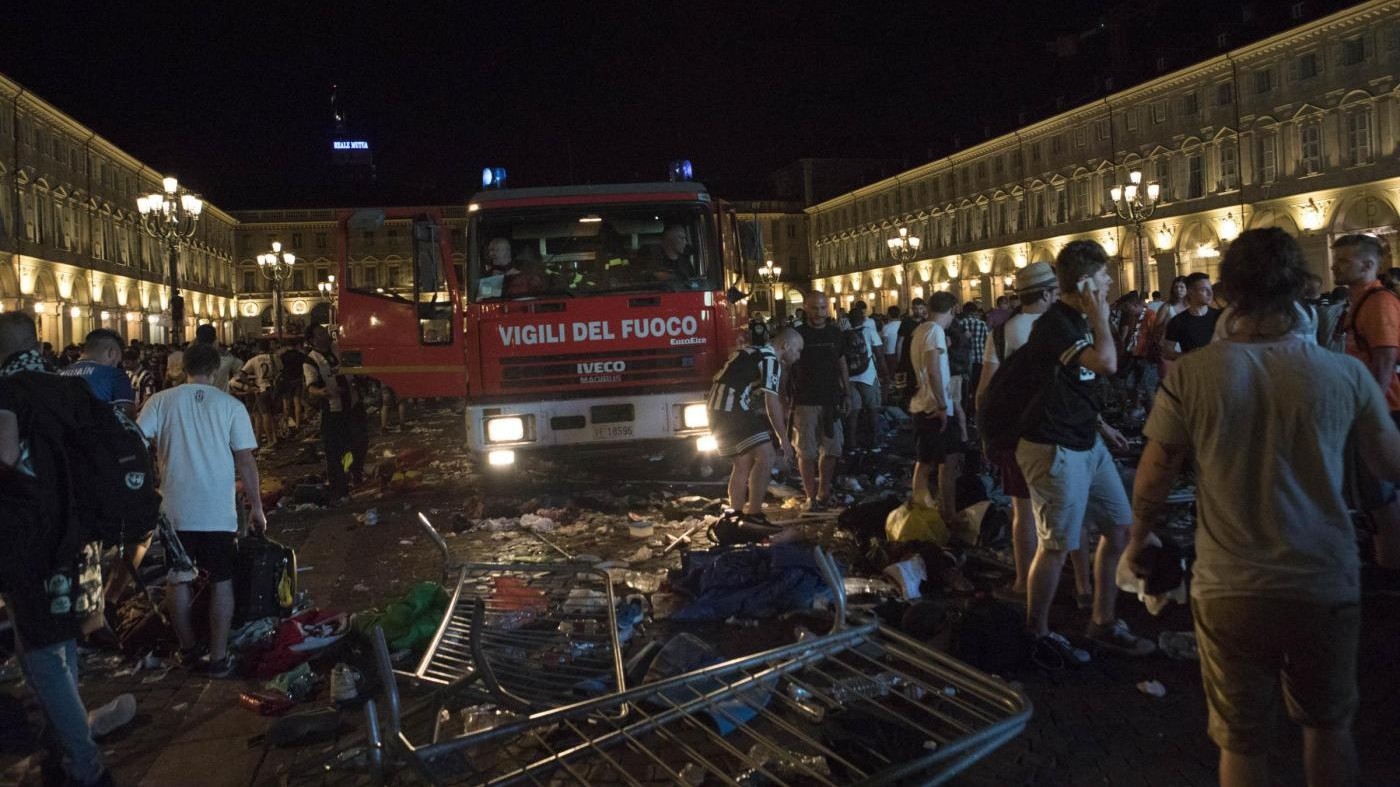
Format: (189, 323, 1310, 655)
(737, 221, 763, 265)
(727, 286, 749, 304)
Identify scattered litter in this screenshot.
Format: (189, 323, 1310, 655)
(1158, 631, 1199, 661)
(520, 513, 556, 532)
(297, 565, 314, 572)
(1136, 680, 1167, 698)
(767, 483, 801, 499)
(352, 582, 371, 592)
(624, 546, 653, 564)
(398, 539, 414, 546)
(838, 477, 864, 493)
(628, 520, 654, 538)
(141, 668, 171, 684)
(483, 518, 519, 532)
(171, 703, 189, 712)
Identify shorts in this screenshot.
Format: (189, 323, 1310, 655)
(1015, 438, 1131, 551)
(1349, 411, 1400, 510)
(948, 375, 964, 406)
(912, 411, 961, 463)
(990, 446, 1029, 498)
(711, 409, 775, 458)
(174, 531, 238, 584)
(793, 405, 843, 462)
(254, 390, 277, 416)
(1193, 595, 1359, 755)
(848, 380, 880, 411)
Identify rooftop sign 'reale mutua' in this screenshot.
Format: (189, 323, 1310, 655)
(332, 140, 370, 150)
(496, 316, 706, 348)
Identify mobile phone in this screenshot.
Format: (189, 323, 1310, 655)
(1077, 277, 1100, 295)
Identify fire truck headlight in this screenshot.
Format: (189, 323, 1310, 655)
(682, 404, 710, 430)
(486, 416, 526, 443)
(487, 449, 516, 466)
(696, 434, 718, 453)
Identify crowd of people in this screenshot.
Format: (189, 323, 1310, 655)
(713, 229, 1399, 786)
(0, 317, 376, 786)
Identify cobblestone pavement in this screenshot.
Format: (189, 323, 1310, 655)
(3, 404, 1398, 785)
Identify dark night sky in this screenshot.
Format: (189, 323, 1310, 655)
(2, 1, 1271, 209)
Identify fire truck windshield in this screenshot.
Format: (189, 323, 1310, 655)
(469, 205, 716, 301)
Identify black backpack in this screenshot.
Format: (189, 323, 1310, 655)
(945, 319, 972, 378)
(234, 533, 297, 624)
(975, 340, 1052, 452)
(7, 371, 161, 548)
(842, 319, 871, 376)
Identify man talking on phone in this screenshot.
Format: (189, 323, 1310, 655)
(1014, 240, 1154, 666)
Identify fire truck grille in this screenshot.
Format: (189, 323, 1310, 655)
(498, 347, 706, 389)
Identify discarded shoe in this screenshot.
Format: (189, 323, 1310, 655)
(88, 693, 137, 738)
(1085, 618, 1156, 657)
(708, 512, 784, 547)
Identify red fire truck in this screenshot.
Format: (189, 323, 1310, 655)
(335, 178, 758, 469)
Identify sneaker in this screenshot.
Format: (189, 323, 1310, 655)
(1028, 631, 1091, 670)
(803, 497, 827, 513)
(200, 655, 238, 679)
(991, 584, 1027, 606)
(739, 511, 773, 527)
(1085, 618, 1156, 657)
(88, 693, 137, 738)
(707, 512, 782, 547)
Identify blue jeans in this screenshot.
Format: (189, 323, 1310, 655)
(14, 635, 104, 785)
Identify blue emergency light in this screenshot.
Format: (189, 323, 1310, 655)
(668, 160, 693, 182)
(482, 167, 508, 189)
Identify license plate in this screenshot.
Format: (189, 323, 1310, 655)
(592, 424, 634, 440)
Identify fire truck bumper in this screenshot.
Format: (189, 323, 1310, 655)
(466, 392, 716, 467)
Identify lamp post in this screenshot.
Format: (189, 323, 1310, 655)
(757, 260, 782, 317)
(317, 274, 338, 335)
(1109, 169, 1161, 294)
(136, 177, 203, 345)
(257, 242, 296, 339)
(887, 226, 921, 307)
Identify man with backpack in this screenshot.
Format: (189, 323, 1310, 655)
(138, 342, 265, 677)
(1334, 232, 1400, 568)
(976, 263, 1091, 609)
(0, 312, 116, 787)
(1010, 241, 1153, 663)
(843, 302, 886, 452)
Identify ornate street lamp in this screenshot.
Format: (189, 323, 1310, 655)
(1109, 169, 1161, 293)
(257, 241, 296, 339)
(886, 226, 921, 264)
(136, 176, 203, 345)
(317, 274, 338, 334)
(758, 260, 782, 317)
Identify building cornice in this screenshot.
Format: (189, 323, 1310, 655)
(807, 0, 1399, 215)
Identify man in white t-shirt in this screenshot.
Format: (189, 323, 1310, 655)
(844, 303, 887, 452)
(909, 292, 960, 516)
(138, 343, 264, 678)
